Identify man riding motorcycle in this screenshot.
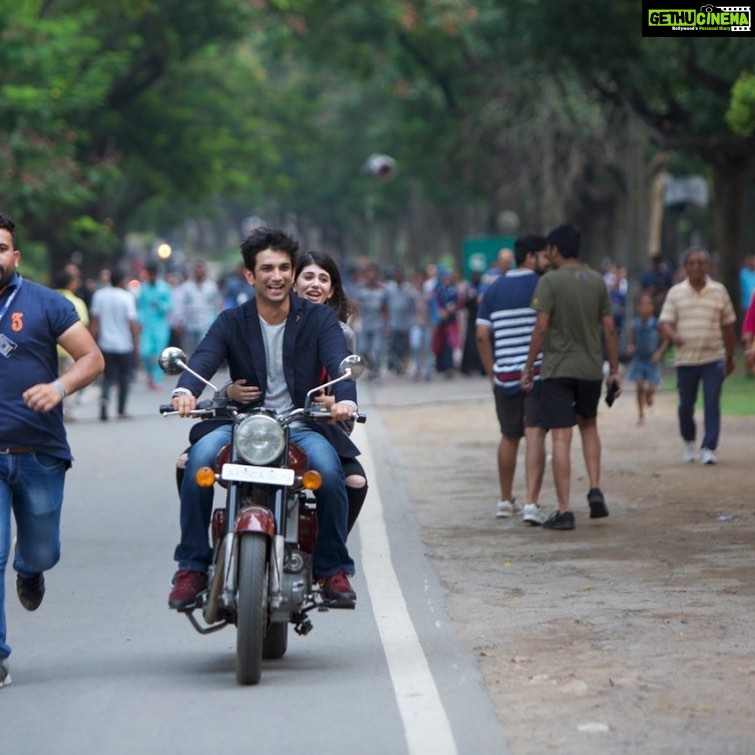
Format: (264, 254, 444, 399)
(168, 228, 360, 609)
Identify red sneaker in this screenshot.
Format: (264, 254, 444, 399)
(168, 570, 208, 610)
(319, 572, 356, 606)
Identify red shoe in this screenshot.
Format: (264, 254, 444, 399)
(319, 572, 356, 607)
(168, 570, 208, 610)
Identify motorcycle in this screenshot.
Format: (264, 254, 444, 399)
(158, 347, 366, 685)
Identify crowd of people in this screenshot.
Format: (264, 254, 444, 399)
(44, 234, 755, 482)
(47, 244, 513, 421)
(1, 205, 752, 688)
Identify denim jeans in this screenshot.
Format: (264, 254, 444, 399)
(676, 361, 725, 450)
(358, 328, 385, 379)
(0, 451, 67, 658)
(409, 324, 434, 379)
(174, 424, 353, 579)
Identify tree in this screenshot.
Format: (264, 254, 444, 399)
(509, 0, 755, 310)
(251, 0, 630, 270)
(727, 72, 755, 137)
(0, 0, 276, 277)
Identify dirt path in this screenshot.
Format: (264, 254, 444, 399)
(368, 374, 755, 755)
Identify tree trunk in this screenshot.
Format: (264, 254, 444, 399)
(647, 165, 668, 258)
(708, 155, 750, 318)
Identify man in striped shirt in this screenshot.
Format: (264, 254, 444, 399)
(476, 235, 549, 526)
(659, 248, 736, 465)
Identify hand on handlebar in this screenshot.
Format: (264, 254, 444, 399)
(172, 393, 198, 417)
(330, 401, 358, 422)
(313, 392, 336, 411)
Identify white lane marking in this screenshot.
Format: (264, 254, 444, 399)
(355, 425, 458, 755)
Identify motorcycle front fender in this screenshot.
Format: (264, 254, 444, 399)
(235, 506, 275, 538)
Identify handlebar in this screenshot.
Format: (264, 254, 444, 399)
(159, 403, 366, 423)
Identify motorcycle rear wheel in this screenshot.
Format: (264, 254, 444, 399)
(262, 623, 288, 659)
(236, 533, 268, 685)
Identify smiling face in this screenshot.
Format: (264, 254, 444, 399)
(244, 248, 294, 307)
(0, 228, 20, 289)
(294, 262, 332, 305)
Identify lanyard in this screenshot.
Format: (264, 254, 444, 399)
(0, 275, 22, 325)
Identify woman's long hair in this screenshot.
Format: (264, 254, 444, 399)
(295, 251, 358, 323)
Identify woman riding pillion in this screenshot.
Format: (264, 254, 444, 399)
(168, 229, 361, 610)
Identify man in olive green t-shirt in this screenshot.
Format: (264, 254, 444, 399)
(521, 224, 621, 530)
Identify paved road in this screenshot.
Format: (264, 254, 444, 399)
(2, 374, 507, 755)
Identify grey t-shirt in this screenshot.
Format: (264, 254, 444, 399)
(260, 317, 294, 414)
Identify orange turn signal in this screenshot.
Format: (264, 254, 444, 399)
(302, 470, 322, 490)
(195, 466, 217, 487)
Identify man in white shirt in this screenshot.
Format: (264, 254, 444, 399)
(90, 269, 139, 421)
(173, 260, 221, 356)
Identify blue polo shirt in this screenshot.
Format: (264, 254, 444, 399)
(0, 273, 79, 461)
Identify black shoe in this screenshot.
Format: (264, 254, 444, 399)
(542, 511, 575, 530)
(100, 403, 108, 422)
(17, 573, 45, 611)
(587, 488, 609, 518)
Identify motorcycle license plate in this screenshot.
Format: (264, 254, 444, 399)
(221, 463, 295, 486)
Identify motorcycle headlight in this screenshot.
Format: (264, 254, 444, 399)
(234, 414, 285, 465)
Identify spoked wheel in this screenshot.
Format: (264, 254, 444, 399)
(236, 533, 268, 685)
(262, 623, 288, 660)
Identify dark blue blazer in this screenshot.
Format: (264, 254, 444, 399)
(177, 293, 359, 458)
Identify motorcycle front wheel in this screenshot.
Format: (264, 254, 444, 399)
(236, 533, 268, 685)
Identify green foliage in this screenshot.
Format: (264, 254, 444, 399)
(2, 0, 754, 280)
(1, 0, 265, 273)
(508, 1, 755, 140)
(727, 72, 755, 137)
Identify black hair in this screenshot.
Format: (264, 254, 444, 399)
(546, 224, 581, 259)
(54, 269, 77, 290)
(240, 227, 299, 272)
(111, 268, 129, 287)
(514, 234, 547, 266)
(0, 213, 17, 248)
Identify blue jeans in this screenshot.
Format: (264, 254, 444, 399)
(358, 328, 385, 378)
(174, 424, 354, 579)
(676, 361, 725, 450)
(409, 324, 434, 379)
(0, 451, 67, 658)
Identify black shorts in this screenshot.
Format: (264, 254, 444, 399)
(540, 378, 602, 429)
(494, 385, 546, 438)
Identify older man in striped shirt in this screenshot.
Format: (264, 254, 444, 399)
(659, 248, 737, 465)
